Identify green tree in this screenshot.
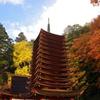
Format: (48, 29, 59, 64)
(13, 41, 32, 76)
(0, 23, 14, 87)
(15, 32, 27, 42)
(64, 24, 90, 47)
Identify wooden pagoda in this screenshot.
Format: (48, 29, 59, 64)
(29, 24, 82, 99)
(0, 20, 82, 100)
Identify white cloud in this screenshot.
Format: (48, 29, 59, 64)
(7, 22, 37, 41)
(0, 0, 24, 4)
(6, 0, 100, 41)
(33, 0, 100, 35)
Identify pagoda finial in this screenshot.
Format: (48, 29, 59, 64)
(47, 18, 50, 33)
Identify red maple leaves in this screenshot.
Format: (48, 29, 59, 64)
(69, 15, 100, 72)
(91, 0, 99, 6)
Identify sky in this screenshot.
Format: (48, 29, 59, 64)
(0, 0, 100, 41)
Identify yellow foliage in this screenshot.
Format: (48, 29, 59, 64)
(13, 41, 32, 76)
(13, 41, 32, 67)
(15, 66, 31, 76)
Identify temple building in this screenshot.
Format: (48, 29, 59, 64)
(29, 19, 82, 100)
(0, 19, 82, 100)
(0, 74, 30, 99)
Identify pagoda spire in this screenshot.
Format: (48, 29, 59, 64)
(47, 18, 50, 32)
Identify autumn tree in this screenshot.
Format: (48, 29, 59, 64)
(13, 41, 32, 76)
(91, 0, 99, 6)
(69, 15, 100, 99)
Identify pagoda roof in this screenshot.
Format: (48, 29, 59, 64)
(36, 58, 69, 66)
(10, 74, 30, 94)
(33, 81, 74, 88)
(1, 74, 30, 98)
(33, 64, 70, 71)
(32, 88, 83, 97)
(34, 74, 72, 82)
(37, 69, 72, 76)
(34, 29, 66, 43)
(40, 36, 67, 46)
(40, 28, 64, 38)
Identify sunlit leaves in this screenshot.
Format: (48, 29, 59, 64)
(69, 33, 90, 62)
(13, 41, 32, 76)
(13, 41, 32, 67)
(70, 16, 100, 62)
(15, 66, 30, 76)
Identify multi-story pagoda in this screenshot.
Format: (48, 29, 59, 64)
(29, 19, 82, 100)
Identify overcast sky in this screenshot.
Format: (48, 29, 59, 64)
(0, 0, 100, 40)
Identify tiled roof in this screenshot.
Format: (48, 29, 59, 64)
(33, 88, 83, 97)
(10, 74, 30, 94)
(1, 74, 30, 97)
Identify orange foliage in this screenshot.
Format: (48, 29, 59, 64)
(91, 0, 99, 6)
(69, 15, 100, 62)
(70, 15, 100, 60)
(88, 30, 100, 59)
(69, 15, 100, 73)
(91, 0, 98, 3)
(90, 15, 100, 32)
(69, 33, 91, 61)
(88, 16, 100, 60)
